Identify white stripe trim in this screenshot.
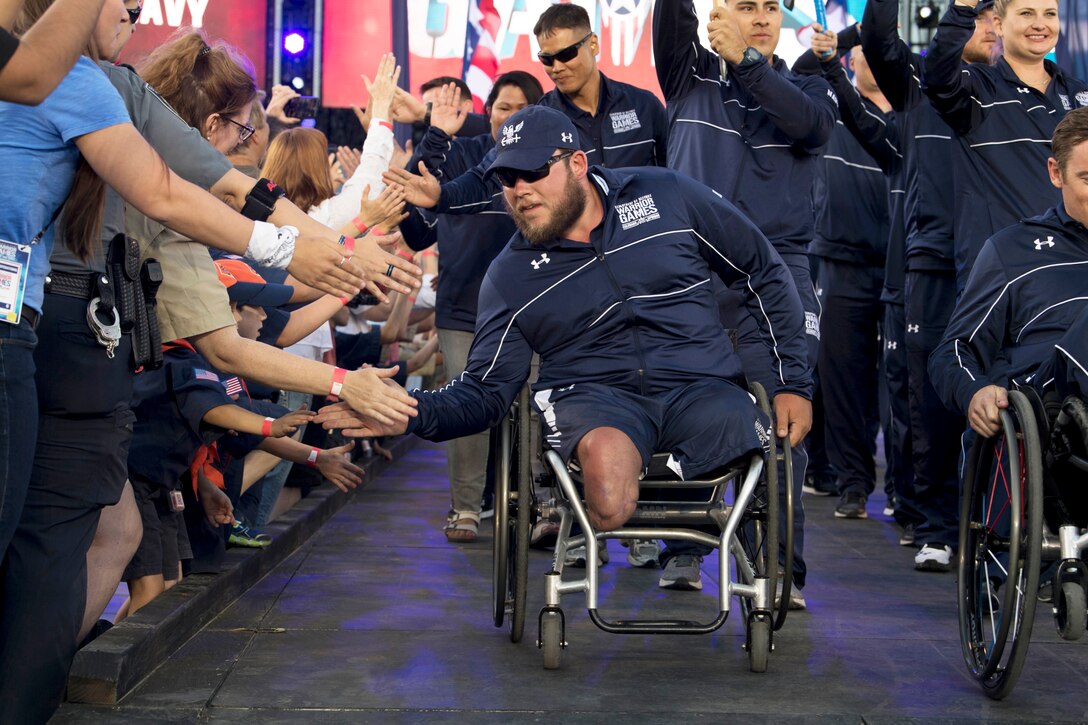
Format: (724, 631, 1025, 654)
(1025, 105, 1047, 113)
(1016, 297, 1088, 342)
(968, 261, 1088, 342)
(750, 143, 791, 149)
(723, 98, 761, 111)
(968, 138, 1051, 149)
(675, 118, 742, 137)
(448, 190, 504, 210)
(689, 229, 786, 385)
(1055, 344, 1088, 381)
(588, 279, 711, 329)
(602, 138, 655, 151)
(971, 97, 1021, 109)
(915, 134, 952, 140)
(825, 155, 882, 173)
(955, 339, 977, 382)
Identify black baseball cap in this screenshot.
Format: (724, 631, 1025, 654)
(485, 105, 580, 181)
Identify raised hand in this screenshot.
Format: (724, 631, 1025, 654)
(390, 85, 427, 124)
(266, 84, 301, 126)
(358, 183, 408, 234)
(361, 53, 402, 123)
(271, 406, 316, 437)
(315, 442, 365, 491)
(382, 161, 441, 209)
(336, 146, 361, 180)
(429, 81, 468, 136)
(708, 3, 747, 65)
(810, 24, 837, 60)
(390, 137, 414, 171)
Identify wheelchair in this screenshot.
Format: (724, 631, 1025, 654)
(957, 388, 1088, 699)
(491, 382, 795, 673)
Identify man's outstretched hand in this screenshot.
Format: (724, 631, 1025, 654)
(774, 392, 812, 448)
(314, 400, 410, 438)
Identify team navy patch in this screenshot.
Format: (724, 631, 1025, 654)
(1060, 94, 1073, 111)
(804, 311, 820, 339)
(616, 193, 660, 230)
(610, 109, 642, 134)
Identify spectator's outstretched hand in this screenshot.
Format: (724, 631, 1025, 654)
(361, 53, 401, 123)
(773, 392, 812, 448)
(390, 85, 427, 124)
(968, 384, 1008, 438)
(390, 138, 414, 171)
(339, 365, 418, 430)
(316, 442, 365, 491)
(352, 233, 421, 300)
(288, 235, 367, 299)
(383, 161, 441, 209)
(336, 146, 361, 180)
(358, 183, 408, 234)
(266, 84, 301, 126)
(270, 406, 316, 437)
(429, 82, 468, 136)
(315, 399, 409, 438)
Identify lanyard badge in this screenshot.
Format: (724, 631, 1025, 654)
(0, 239, 31, 325)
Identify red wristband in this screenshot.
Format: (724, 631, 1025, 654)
(378, 120, 393, 131)
(261, 417, 274, 436)
(339, 296, 350, 305)
(306, 447, 320, 468)
(342, 235, 355, 252)
(330, 367, 348, 398)
(352, 216, 368, 235)
(395, 249, 414, 261)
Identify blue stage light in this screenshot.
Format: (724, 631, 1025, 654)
(284, 32, 306, 56)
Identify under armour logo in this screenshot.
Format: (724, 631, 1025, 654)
(1034, 236, 1055, 250)
(561, 132, 573, 144)
(530, 253, 551, 270)
(907, 324, 920, 333)
(886, 340, 898, 350)
(1017, 87, 1031, 94)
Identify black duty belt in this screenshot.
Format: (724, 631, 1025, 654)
(21, 306, 38, 330)
(44, 271, 106, 301)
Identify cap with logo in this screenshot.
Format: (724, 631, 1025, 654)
(215, 258, 295, 308)
(485, 105, 580, 180)
(976, 0, 994, 10)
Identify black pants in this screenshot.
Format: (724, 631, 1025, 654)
(816, 259, 883, 498)
(883, 301, 922, 527)
(0, 295, 134, 725)
(905, 270, 962, 548)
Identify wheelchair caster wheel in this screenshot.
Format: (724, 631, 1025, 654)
(540, 610, 564, 670)
(1056, 581, 1087, 642)
(746, 615, 771, 673)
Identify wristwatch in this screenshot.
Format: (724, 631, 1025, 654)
(739, 47, 765, 67)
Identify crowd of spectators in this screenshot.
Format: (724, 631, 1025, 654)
(0, 0, 1085, 721)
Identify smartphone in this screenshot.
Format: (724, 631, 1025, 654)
(284, 95, 320, 119)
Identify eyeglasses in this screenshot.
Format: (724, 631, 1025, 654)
(126, 1, 143, 25)
(495, 151, 574, 188)
(222, 115, 256, 143)
(537, 32, 593, 67)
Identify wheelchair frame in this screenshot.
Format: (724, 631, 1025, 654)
(957, 389, 1088, 700)
(491, 383, 795, 673)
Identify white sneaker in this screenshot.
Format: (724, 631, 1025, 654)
(625, 539, 660, 568)
(774, 580, 807, 610)
(564, 544, 609, 568)
(914, 544, 953, 572)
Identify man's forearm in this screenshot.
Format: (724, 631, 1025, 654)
(0, 0, 107, 104)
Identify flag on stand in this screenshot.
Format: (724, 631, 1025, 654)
(462, 0, 501, 113)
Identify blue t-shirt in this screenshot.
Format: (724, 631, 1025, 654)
(0, 57, 130, 313)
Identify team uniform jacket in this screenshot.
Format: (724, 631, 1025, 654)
(863, 0, 959, 275)
(400, 127, 515, 332)
(652, 0, 837, 254)
(406, 166, 811, 441)
(924, 3, 1088, 286)
(930, 205, 1088, 415)
(429, 73, 666, 217)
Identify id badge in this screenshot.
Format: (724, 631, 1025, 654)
(0, 239, 30, 325)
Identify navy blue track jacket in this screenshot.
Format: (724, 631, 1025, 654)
(406, 166, 811, 442)
(924, 3, 1088, 286)
(400, 127, 515, 333)
(862, 0, 960, 279)
(652, 0, 838, 254)
(795, 39, 901, 267)
(930, 205, 1088, 415)
(429, 73, 667, 216)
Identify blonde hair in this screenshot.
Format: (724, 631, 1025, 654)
(261, 128, 336, 212)
(994, 0, 1057, 18)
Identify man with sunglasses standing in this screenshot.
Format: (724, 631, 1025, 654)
(322, 106, 812, 557)
(652, 0, 837, 602)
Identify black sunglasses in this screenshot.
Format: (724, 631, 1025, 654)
(537, 32, 593, 67)
(495, 151, 574, 188)
(126, 1, 143, 24)
(222, 115, 256, 143)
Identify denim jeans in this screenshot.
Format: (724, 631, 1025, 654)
(0, 317, 37, 561)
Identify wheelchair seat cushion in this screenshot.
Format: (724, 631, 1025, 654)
(532, 378, 769, 480)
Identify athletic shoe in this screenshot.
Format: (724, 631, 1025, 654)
(658, 554, 703, 590)
(834, 492, 868, 519)
(882, 493, 898, 518)
(914, 543, 953, 572)
(228, 523, 272, 548)
(802, 475, 837, 496)
(625, 539, 660, 568)
(898, 523, 915, 547)
(564, 544, 609, 568)
(529, 520, 560, 549)
(774, 580, 807, 610)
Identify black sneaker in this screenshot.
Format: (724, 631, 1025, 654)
(803, 475, 837, 496)
(834, 492, 868, 519)
(898, 523, 915, 547)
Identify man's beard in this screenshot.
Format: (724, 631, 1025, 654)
(506, 169, 586, 245)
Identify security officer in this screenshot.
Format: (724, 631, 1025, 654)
(652, 0, 838, 603)
(924, 0, 1088, 290)
(383, 4, 667, 213)
(863, 0, 996, 569)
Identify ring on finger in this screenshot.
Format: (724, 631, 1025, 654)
(385, 263, 395, 277)
(337, 255, 347, 267)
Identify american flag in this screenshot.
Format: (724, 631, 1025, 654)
(193, 368, 219, 383)
(461, 0, 501, 113)
(221, 376, 245, 398)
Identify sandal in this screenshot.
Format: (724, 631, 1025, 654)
(444, 510, 481, 543)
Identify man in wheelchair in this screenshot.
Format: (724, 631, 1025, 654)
(320, 106, 813, 570)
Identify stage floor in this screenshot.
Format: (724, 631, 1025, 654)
(54, 441, 1088, 723)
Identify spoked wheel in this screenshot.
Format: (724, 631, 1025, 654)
(492, 388, 534, 642)
(739, 383, 779, 632)
(957, 390, 1044, 700)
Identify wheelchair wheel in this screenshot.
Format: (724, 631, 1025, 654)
(746, 614, 771, 674)
(1056, 581, 1086, 642)
(957, 390, 1044, 700)
(491, 388, 533, 642)
(540, 610, 563, 670)
(739, 383, 780, 630)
